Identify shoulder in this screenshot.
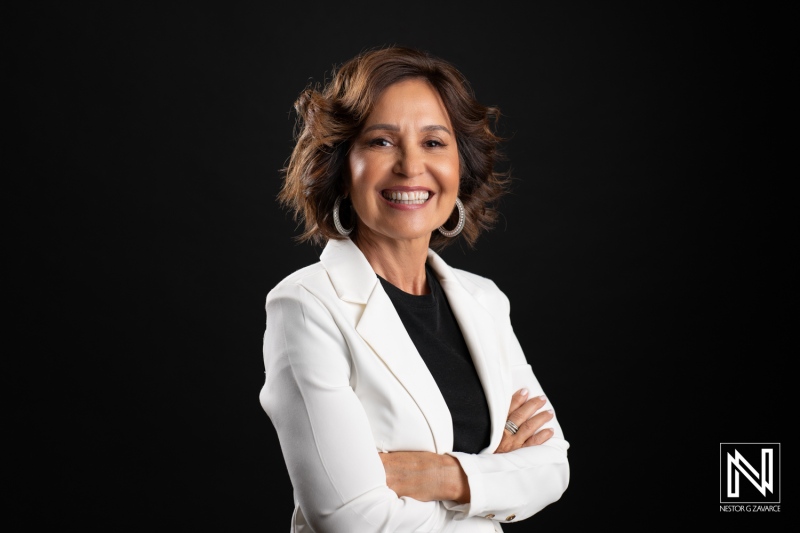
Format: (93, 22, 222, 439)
(428, 249, 513, 315)
(266, 261, 330, 304)
(447, 266, 512, 316)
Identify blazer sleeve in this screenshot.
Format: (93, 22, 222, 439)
(444, 281, 570, 523)
(259, 281, 455, 533)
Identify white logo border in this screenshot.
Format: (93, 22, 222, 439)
(719, 442, 781, 504)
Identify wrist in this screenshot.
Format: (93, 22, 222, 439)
(440, 454, 470, 503)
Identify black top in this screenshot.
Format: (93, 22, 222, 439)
(378, 263, 491, 454)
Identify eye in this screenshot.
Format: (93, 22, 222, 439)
(424, 139, 446, 148)
(368, 137, 392, 147)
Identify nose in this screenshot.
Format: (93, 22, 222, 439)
(393, 145, 425, 178)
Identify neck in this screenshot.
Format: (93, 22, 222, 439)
(353, 230, 431, 295)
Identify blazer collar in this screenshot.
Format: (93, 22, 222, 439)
(319, 238, 379, 304)
(428, 249, 510, 452)
(320, 237, 508, 453)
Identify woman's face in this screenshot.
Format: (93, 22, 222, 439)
(346, 78, 460, 246)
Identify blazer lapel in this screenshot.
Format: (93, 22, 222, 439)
(428, 250, 511, 453)
(321, 238, 454, 453)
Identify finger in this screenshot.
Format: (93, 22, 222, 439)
(507, 395, 547, 428)
(514, 408, 554, 443)
(524, 427, 555, 447)
(496, 404, 555, 453)
(496, 423, 553, 454)
(506, 388, 530, 417)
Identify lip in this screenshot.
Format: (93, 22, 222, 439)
(380, 186, 434, 211)
(381, 186, 433, 193)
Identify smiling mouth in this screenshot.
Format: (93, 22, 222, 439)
(382, 190, 431, 204)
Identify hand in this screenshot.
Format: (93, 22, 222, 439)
(494, 388, 554, 454)
(380, 451, 470, 503)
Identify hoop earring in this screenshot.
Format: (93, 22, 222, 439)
(438, 197, 465, 238)
(333, 196, 353, 236)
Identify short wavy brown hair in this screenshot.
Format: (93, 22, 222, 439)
(278, 45, 510, 251)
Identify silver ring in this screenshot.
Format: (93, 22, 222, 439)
(505, 420, 519, 435)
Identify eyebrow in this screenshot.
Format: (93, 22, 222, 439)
(361, 123, 452, 135)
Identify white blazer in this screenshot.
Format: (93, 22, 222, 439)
(260, 238, 569, 533)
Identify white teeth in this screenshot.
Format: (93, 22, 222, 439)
(383, 190, 430, 204)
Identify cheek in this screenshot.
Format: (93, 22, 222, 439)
(348, 156, 367, 185)
(346, 156, 373, 213)
(436, 158, 461, 191)
(347, 154, 382, 199)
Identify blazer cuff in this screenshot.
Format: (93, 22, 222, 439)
(441, 452, 484, 519)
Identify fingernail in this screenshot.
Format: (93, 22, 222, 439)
(520, 388, 529, 396)
(538, 395, 546, 401)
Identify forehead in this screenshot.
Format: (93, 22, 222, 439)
(365, 78, 452, 125)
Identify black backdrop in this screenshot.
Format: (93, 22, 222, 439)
(13, 2, 791, 530)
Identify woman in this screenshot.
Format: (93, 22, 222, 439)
(260, 45, 569, 532)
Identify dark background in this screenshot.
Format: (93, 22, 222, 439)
(13, 2, 791, 530)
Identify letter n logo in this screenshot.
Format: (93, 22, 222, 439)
(720, 443, 780, 504)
